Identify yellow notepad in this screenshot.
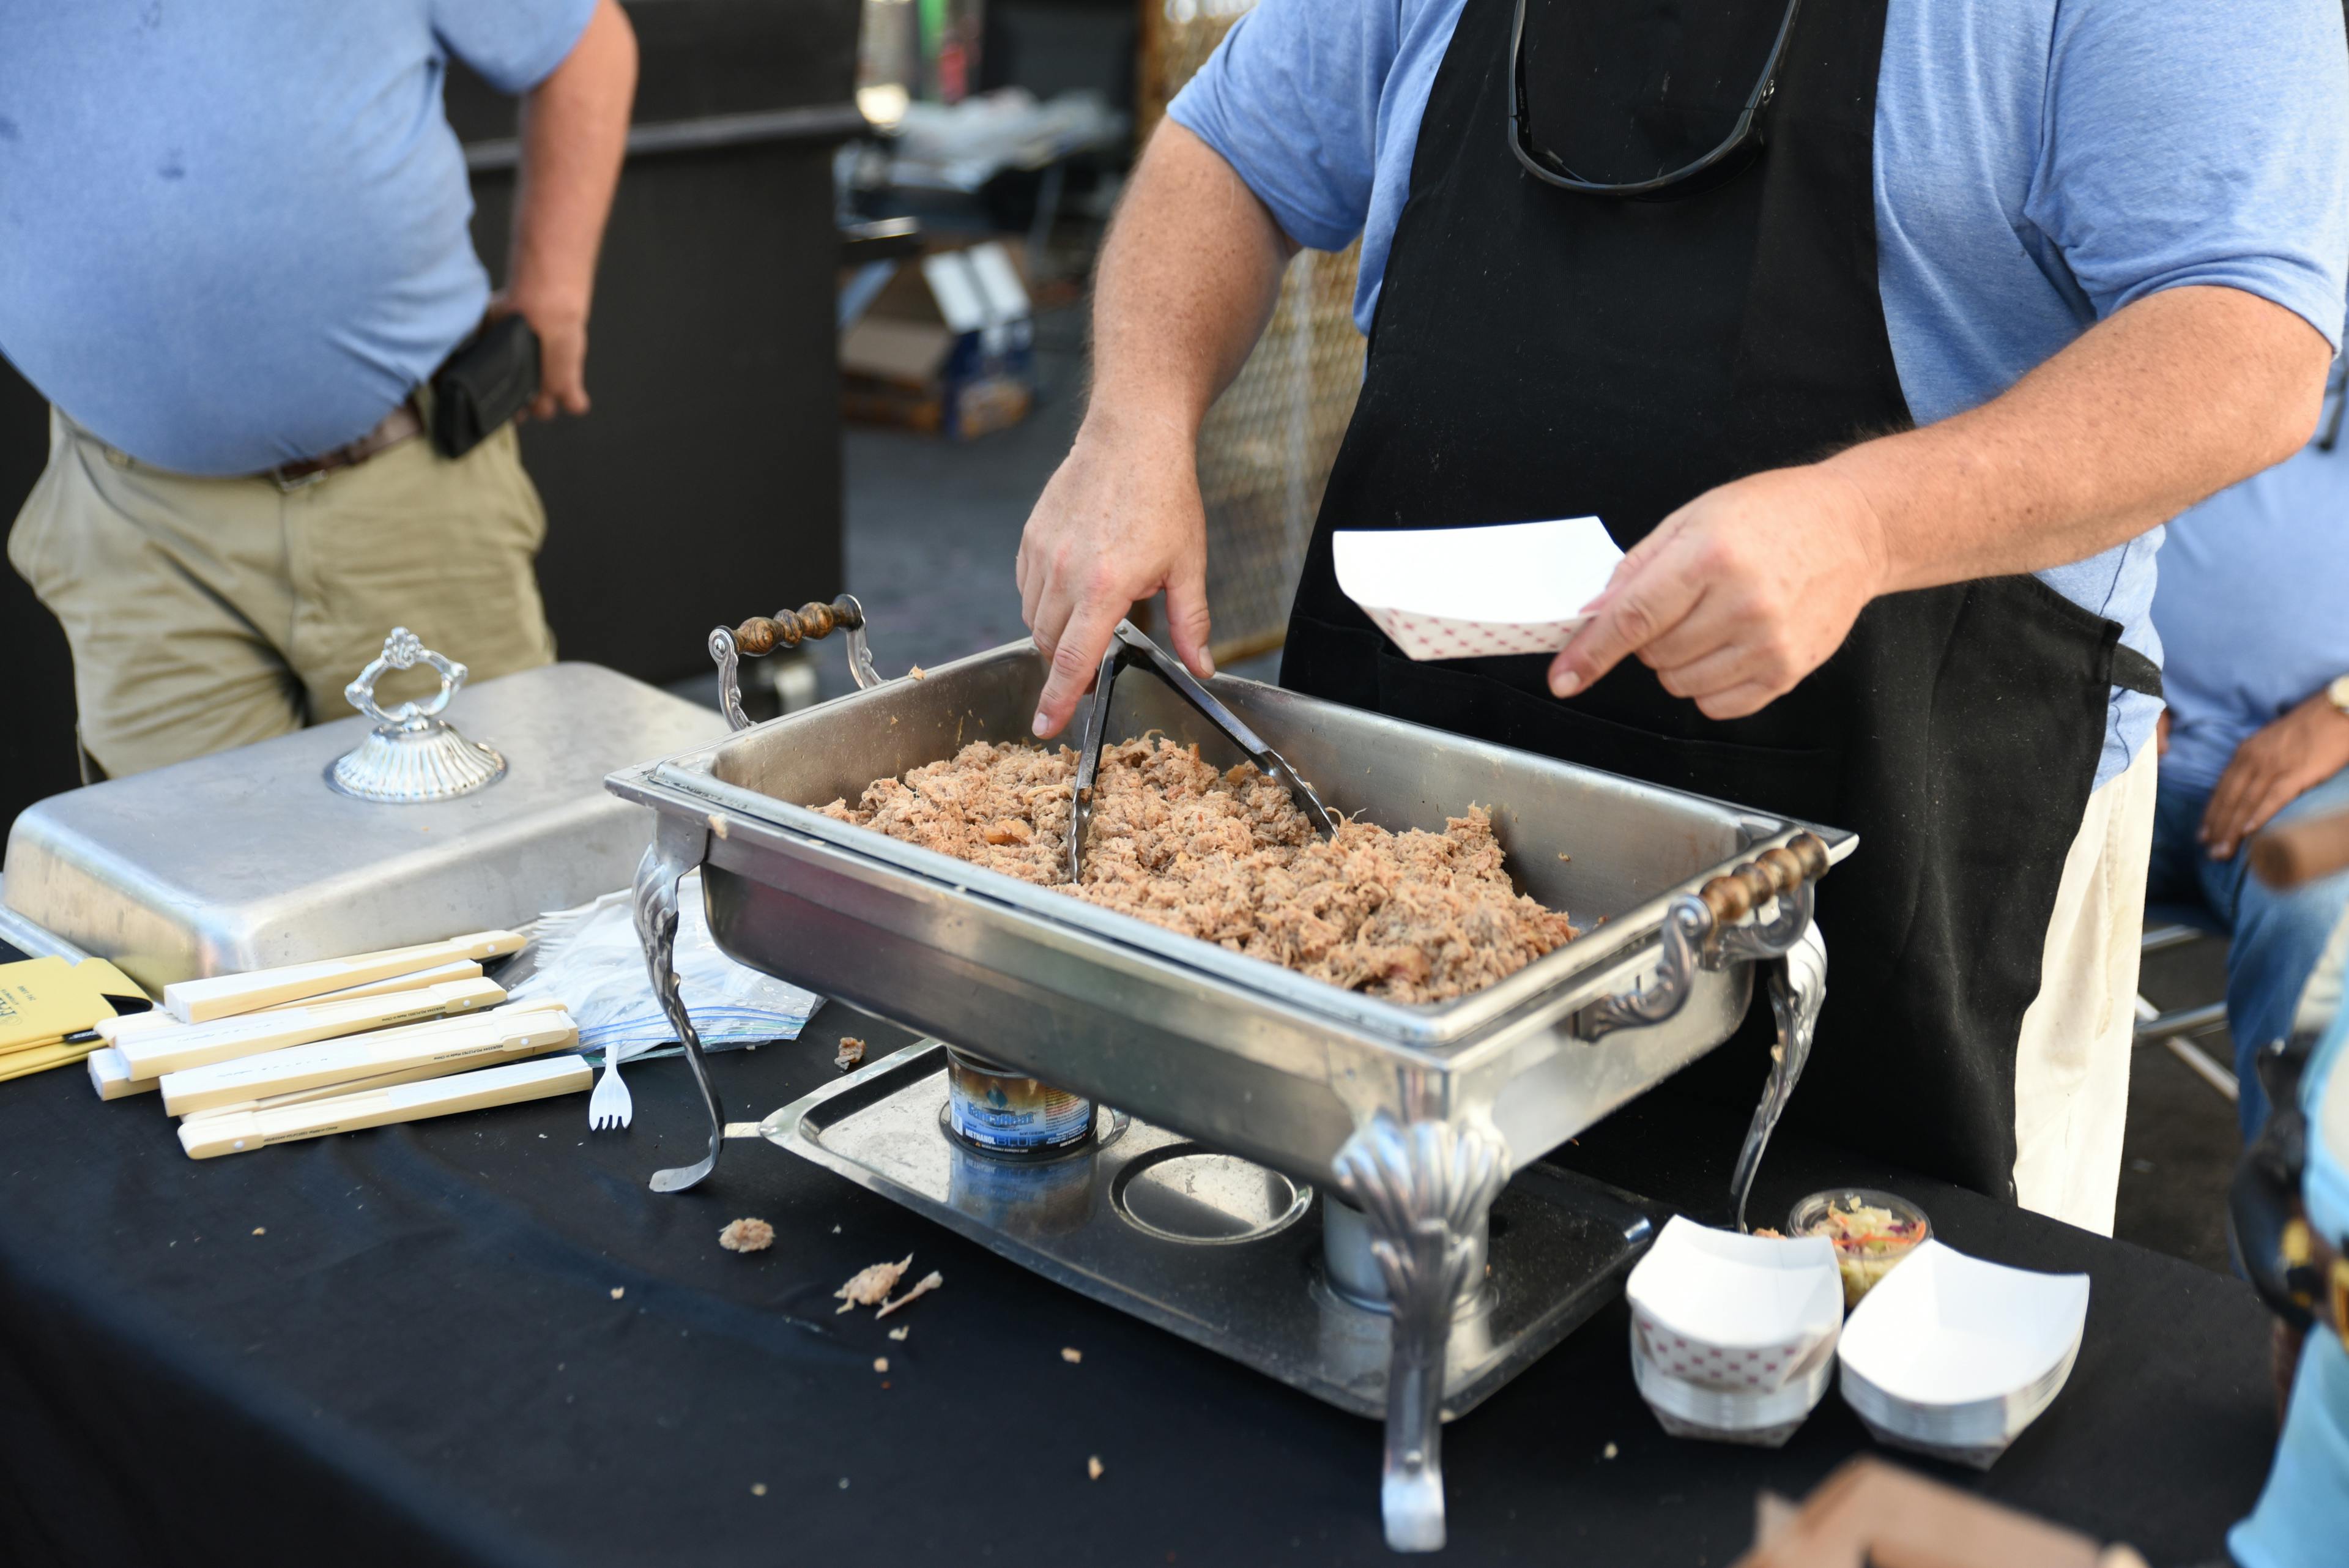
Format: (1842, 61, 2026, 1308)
(0, 955, 150, 1079)
(1, 1037, 104, 1084)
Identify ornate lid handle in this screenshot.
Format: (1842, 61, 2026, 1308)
(328, 628, 505, 803)
(345, 627, 470, 728)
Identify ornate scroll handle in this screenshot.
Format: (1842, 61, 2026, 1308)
(344, 626, 467, 727)
(707, 593, 881, 731)
(633, 814, 724, 1193)
(1332, 1113, 1511, 1554)
(1578, 832, 1831, 1041)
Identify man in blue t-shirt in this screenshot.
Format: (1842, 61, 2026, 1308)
(1015, 0, 2348, 1231)
(1, 1, 637, 775)
(2149, 381, 2349, 1138)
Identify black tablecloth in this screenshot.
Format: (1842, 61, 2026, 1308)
(0, 1000, 2277, 1567)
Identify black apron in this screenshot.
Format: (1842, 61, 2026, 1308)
(1282, 0, 2154, 1199)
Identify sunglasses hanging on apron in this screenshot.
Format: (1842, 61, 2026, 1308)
(1282, 0, 2158, 1198)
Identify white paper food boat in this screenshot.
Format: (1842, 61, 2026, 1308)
(1835, 1239, 2089, 1469)
(1333, 517, 1625, 661)
(1631, 1329, 1837, 1448)
(1626, 1215, 1844, 1393)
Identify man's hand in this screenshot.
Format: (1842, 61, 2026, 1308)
(488, 292, 590, 420)
(1012, 120, 1294, 737)
(502, 0, 634, 423)
(1017, 410, 1214, 736)
(2200, 691, 2349, 860)
(1554, 287, 2321, 721)
(1547, 465, 1891, 718)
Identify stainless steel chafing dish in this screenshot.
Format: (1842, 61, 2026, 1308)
(609, 599, 1854, 1551)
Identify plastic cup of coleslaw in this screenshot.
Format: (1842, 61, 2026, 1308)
(1786, 1189, 1932, 1307)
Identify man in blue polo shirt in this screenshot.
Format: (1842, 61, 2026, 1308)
(1, 1, 637, 775)
(2150, 377, 2349, 1137)
(1016, 0, 2348, 1231)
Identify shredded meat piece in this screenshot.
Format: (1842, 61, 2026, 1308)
(820, 737, 1578, 1003)
(718, 1217, 775, 1253)
(836, 1253, 913, 1313)
(876, 1269, 943, 1318)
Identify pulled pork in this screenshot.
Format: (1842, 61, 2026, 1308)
(820, 737, 1578, 1003)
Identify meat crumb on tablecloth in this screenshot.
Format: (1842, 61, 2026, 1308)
(876, 1270, 943, 1318)
(719, 1217, 774, 1253)
(836, 1253, 913, 1313)
(820, 737, 1578, 1003)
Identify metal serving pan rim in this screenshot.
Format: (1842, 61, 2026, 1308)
(612, 681, 1851, 1050)
(631, 759, 1674, 1049)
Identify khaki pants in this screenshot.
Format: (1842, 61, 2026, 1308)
(7, 409, 556, 778)
(2013, 738, 2162, 1235)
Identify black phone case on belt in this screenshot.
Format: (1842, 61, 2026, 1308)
(430, 315, 541, 459)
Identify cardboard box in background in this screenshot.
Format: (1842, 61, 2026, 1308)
(840, 240, 1036, 439)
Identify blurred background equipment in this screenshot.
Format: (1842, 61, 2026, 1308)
(839, 239, 1039, 439)
(838, 0, 1359, 663)
(1187, 239, 1365, 664)
(1138, 0, 1364, 666)
(858, 0, 985, 107)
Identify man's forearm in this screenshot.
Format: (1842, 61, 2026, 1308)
(1826, 285, 2332, 593)
(1014, 121, 1300, 727)
(507, 0, 636, 324)
(1086, 120, 1298, 442)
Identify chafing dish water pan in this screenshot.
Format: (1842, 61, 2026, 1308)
(610, 609, 1853, 1551)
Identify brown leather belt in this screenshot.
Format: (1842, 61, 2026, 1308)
(268, 397, 424, 489)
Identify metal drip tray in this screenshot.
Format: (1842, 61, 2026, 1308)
(764, 1041, 1663, 1419)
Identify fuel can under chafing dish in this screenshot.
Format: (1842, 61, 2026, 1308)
(944, 1046, 1096, 1156)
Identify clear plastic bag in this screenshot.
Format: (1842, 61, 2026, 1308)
(502, 874, 819, 1061)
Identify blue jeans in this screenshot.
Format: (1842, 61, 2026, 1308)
(2147, 765, 2349, 1139)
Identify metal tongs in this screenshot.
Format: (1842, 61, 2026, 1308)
(1067, 622, 1338, 883)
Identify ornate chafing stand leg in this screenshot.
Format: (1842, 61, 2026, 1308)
(1332, 1112, 1510, 1552)
(634, 813, 724, 1193)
